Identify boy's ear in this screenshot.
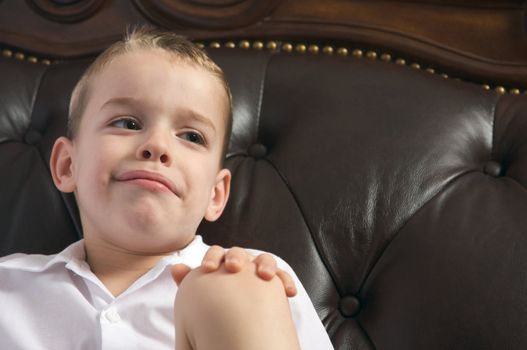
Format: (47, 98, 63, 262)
(204, 168, 231, 222)
(50, 136, 77, 193)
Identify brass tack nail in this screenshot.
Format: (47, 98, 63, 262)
(295, 44, 307, 53)
(308, 45, 319, 54)
(266, 41, 277, 50)
(426, 68, 435, 74)
(27, 56, 38, 63)
(322, 46, 334, 55)
(410, 63, 421, 69)
(282, 43, 293, 53)
(510, 88, 520, 95)
(15, 52, 25, 60)
(495, 86, 506, 94)
(41, 59, 51, 65)
(210, 42, 221, 49)
(395, 58, 406, 65)
(253, 41, 264, 50)
(440, 73, 449, 79)
(195, 43, 205, 49)
(351, 49, 362, 58)
(225, 42, 235, 49)
(482, 84, 491, 90)
(380, 53, 391, 62)
(239, 40, 250, 49)
(2, 49, 12, 58)
(337, 47, 348, 56)
(366, 51, 377, 60)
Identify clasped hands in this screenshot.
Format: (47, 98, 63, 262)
(171, 245, 297, 297)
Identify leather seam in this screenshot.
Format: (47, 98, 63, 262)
(490, 92, 499, 162)
(262, 157, 342, 296)
(254, 52, 271, 144)
(358, 167, 482, 293)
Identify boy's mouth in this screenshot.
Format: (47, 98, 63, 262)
(115, 170, 180, 196)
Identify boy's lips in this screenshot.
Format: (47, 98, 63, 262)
(115, 170, 180, 196)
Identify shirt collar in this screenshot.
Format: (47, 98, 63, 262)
(126, 234, 209, 290)
(0, 240, 85, 272)
(0, 235, 209, 273)
(174, 234, 210, 269)
(0, 235, 211, 300)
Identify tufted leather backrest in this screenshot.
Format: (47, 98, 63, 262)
(1, 46, 527, 349)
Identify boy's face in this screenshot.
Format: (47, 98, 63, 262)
(51, 49, 231, 253)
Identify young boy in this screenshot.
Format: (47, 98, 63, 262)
(0, 27, 334, 349)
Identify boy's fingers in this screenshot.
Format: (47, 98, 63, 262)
(253, 253, 277, 281)
(224, 246, 251, 272)
(171, 264, 192, 286)
(276, 270, 297, 297)
(201, 245, 225, 271)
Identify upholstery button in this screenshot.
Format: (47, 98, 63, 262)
(24, 129, 42, 145)
(339, 295, 360, 318)
(248, 144, 267, 159)
(483, 161, 502, 177)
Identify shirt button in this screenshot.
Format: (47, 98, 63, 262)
(103, 308, 121, 324)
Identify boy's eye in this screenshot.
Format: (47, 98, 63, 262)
(179, 131, 205, 145)
(111, 118, 142, 130)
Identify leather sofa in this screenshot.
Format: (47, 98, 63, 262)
(1, 3, 527, 349)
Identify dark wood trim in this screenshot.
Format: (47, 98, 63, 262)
(0, 0, 525, 88)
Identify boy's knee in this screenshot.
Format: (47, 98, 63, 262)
(175, 262, 288, 320)
(175, 263, 299, 350)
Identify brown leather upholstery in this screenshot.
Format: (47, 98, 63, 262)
(1, 45, 527, 349)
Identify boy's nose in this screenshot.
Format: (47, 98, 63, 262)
(137, 130, 172, 165)
(141, 149, 169, 164)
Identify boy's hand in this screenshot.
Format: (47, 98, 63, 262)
(171, 246, 297, 297)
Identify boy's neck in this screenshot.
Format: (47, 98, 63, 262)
(84, 237, 171, 297)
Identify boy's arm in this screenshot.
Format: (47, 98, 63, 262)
(171, 246, 297, 297)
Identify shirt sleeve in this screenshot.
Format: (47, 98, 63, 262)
(246, 249, 335, 350)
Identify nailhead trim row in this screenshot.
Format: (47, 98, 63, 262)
(1, 40, 525, 95)
(1, 48, 52, 65)
(197, 40, 526, 96)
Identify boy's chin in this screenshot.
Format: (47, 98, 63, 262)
(121, 196, 175, 225)
(126, 207, 167, 229)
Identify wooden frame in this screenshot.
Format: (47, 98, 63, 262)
(0, 0, 526, 91)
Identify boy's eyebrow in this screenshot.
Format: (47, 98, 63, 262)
(100, 97, 139, 110)
(178, 108, 216, 133)
(100, 97, 216, 132)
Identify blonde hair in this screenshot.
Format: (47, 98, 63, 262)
(68, 26, 233, 159)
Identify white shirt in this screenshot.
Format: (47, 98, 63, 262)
(0, 235, 334, 350)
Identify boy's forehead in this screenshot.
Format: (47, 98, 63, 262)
(80, 49, 230, 137)
(91, 49, 227, 105)
(91, 51, 202, 96)
(96, 49, 190, 83)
